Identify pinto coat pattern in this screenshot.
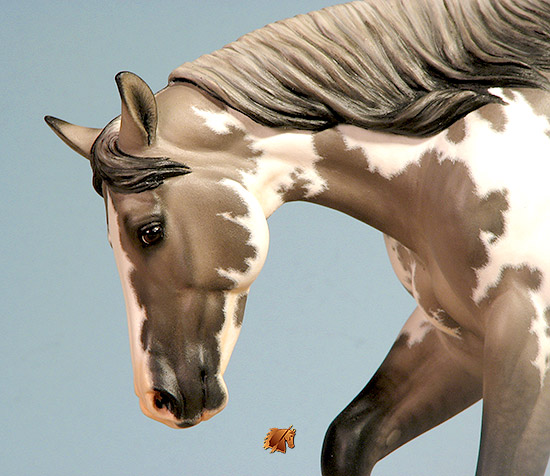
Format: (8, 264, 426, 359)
(46, 0, 550, 474)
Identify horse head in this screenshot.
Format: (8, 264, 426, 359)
(286, 428, 296, 449)
(45, 72, 269, 428)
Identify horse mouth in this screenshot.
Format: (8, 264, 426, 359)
(175, 407, 224, 428)
(149, 405, 226, 429)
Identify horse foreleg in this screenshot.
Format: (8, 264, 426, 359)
(476, 289, 550, 476)
(321, 306, 482, 476)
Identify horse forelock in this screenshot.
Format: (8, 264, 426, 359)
(170, 0, 550, 138)
(90, 121, 191, 196)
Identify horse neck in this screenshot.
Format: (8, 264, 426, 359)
(237, 119, 435, 250)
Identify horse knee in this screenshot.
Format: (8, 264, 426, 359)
(321, 411, 380, 476)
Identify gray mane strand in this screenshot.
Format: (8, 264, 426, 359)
(170, 0, 550, 137)
(91, 121, 191, 196)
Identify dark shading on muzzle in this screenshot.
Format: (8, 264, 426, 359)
(149, 348, 227, 425)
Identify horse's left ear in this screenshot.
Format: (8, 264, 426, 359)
(116, 71, 158, 150)
(44, 116, 102, 161)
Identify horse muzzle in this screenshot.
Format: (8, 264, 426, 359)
(136, 365, 229, 429)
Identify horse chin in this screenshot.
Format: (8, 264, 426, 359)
(151, 404, 227, 430)
(171, 405, 226, 428)
(199, 405, 226, 423)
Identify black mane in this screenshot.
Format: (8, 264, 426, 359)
(170, 0, 550, 137)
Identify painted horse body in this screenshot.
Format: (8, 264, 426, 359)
(46, 0, 550, 474)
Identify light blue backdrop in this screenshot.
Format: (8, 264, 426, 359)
(3, 1, 513, 475)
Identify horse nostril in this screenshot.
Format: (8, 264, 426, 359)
(152, 389, 183, 419)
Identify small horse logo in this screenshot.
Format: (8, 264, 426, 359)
(263, 426, 296, 454)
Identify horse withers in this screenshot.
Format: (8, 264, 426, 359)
(46, 0, 550, 474)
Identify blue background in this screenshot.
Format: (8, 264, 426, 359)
(2, 1, 508, 474)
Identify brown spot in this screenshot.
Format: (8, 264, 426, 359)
(501, 89, 515, 102)
(446, 118, 466, 144)
(234, 293, 248, 327)
(211, 211, 258, 275)
(278, 168, 315, 202)
(517, 89, 550, 120)
(395, 243, 414, 286)
(413, 154, 509, 275)
(477, 103, 507, 133)
(461, 188, 509, 270)
(516, 89, 550, 139)
(477, 190, 509, 239)
(513, 265, 543, 290)
(481, 265, 543, 304)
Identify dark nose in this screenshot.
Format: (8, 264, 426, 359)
(150, 367, 226, 425)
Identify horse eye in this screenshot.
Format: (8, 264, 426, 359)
(138, 222, 164, 247)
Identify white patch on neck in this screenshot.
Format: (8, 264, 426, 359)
(338, 125, 441, 178)
(106, 193, 153, 401)
(192, 106, 242, 135)
(192, 106, 327, 216)
(216, 179, 269, 289)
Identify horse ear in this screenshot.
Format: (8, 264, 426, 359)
(44, 116, 101, 161)
(115, 71, 158, 150)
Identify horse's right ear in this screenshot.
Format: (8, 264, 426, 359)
(44, 116, 101, 161)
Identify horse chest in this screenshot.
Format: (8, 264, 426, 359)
(385, 236, 463, 337)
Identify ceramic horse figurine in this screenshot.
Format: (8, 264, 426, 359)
(45, 0, 550, 474)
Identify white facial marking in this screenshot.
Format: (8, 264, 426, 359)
(216, 179, 269, 289)
(106, 193, 153, 403)
(193, 107, 327, 216)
